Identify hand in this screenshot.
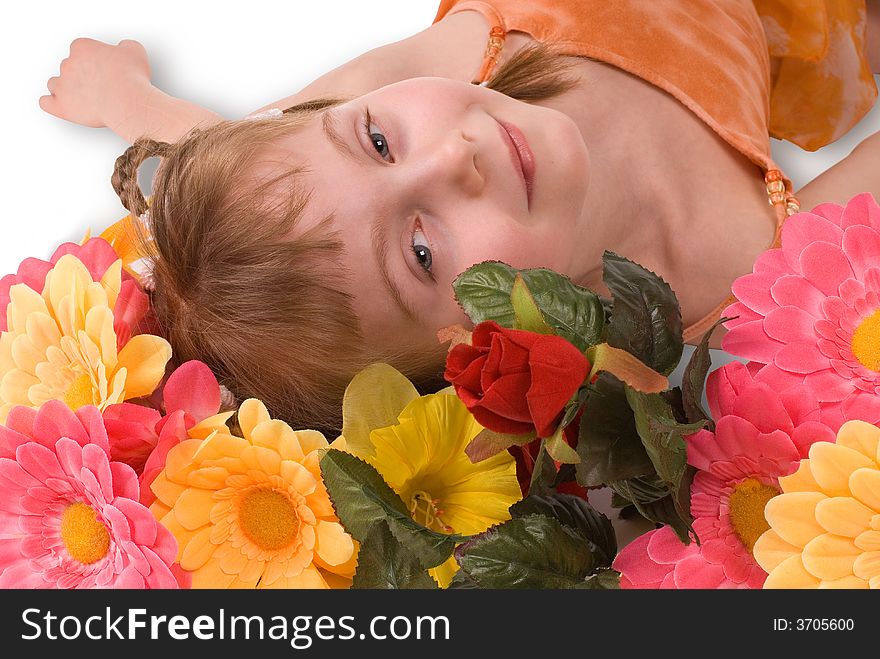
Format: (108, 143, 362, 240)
(39, 38, 152, 128)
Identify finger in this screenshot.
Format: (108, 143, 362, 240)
(59, 57, 71, 74)
(46, 76, 60, 94)
(70, 37, 99, 52)
(118, 39, 146, 55)
(38, 95, 61, 117)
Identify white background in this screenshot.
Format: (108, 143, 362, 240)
(0, 0, 878, 274)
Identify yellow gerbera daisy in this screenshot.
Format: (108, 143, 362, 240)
(341, 365, 521, 587)
(0, 254, 170, 422)
(754, 420, 880, 589)
(150, 398, 356, 589)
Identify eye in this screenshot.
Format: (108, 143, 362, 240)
(411, 220, 433, 275)
(363, 108, 392, 162)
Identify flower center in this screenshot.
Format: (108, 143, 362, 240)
(60, 502, 110, 564)
(63, 373, 95, 410)
(238, 488, 300, 551)
(851, 309, 880, 371)
(409, 490, 454, 533)
(728, 478, 779, 555)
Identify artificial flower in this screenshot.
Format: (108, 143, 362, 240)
(98, 213, 149, 272)
(341, 364, 521, 587)
(150, 398, 355, 589)
(0, 253, 171, 422)
(444, 321, 591, 437)
(0, 237, 143, 333)
(102, 360, 233, 500)
(613, 361, 833, 588)
(0, 401, 180, 588)
(754, 419, 880, 589)
(722, 193, 880, 429)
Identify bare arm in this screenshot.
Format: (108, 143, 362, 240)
(250, 12, 485, 112)
(42, 14, 484, 145)
(796, 130, 880, 208)
(39, 39, 224, 144)
(39, 36, 414, 144)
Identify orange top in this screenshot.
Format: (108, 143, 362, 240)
(434, 0, 877, 342)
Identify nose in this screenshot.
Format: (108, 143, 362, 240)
(416, 129, 484, 197)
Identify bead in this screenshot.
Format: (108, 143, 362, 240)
(475, 25, 507, 84)
(766, 180, 785, 194)
(764, 169, 784, 183)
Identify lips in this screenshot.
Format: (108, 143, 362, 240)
(496, 119, 536, 207)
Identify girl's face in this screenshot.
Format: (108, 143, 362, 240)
(273, 77, 591, 356)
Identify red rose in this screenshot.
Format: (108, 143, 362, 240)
(444, 321, 591, 437)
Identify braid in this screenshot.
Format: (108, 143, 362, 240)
(111, 138, 171, 217)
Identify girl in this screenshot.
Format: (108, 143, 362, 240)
(39, 0, 880, 432)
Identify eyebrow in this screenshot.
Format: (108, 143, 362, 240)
(370, 215, 420, 323)
(322, 109, 418, 322)
(321, 109, 358, 162)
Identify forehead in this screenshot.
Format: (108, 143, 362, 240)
(251, 113, 432, 348)
(252, 111, 387, 235)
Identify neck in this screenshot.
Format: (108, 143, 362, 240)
(542, 60, 778, 330)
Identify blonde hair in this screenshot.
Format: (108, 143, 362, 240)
(111, 44, 576, 434)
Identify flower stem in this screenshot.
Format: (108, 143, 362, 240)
(528, 440, 555, 495)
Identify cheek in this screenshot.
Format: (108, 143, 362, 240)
(456, 226, 572, 273)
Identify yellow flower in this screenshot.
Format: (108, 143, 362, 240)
(754, 420, 880, 589)
(340, 364, 522, 587)
(0, 254, 170, 422)
(150, 398, 356, 589)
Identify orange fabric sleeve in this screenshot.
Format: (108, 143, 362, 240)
(756, 0, 877, 150)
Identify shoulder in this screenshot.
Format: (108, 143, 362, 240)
(796, 130, 880, 210)
(385, 10, 537, 82)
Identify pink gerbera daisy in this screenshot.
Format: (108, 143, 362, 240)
(613, 361, 834, 588)
(0, 237, 148, 338)
(0, 401, 180, 588)
(722, 193, 880, 429)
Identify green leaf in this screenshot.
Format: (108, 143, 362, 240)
(543, 425, 580, 464)
(352, 522, 439, 589)
(609, 475, 670, 506)
(511, 274, 555, 334)
(510, 494, 617, 565)
(603, 251, 683, 375)
(575, 375, 654, 487)
(585, 342, 668, 393)
(576, 568, 621, 589)
(465, 428, 536, 463)
(319, 450, 463, 568)
(624, 388, 705, 491)
(610, 490, 633, 510)
(453, 262, 605, 350)
(553, 463, 578, 490)
(447, 570, 482, 590)
(455, 515, 599, 588)
(681, 317, 730, 428)
(558, 389, 588, 430)
(609, 474, 694, 544)
(638, 494, 693, 544)
(453, 261, 520, 327)
(522, 270, 606, 350)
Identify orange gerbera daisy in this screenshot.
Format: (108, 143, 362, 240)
(149, 398, 355, 588)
